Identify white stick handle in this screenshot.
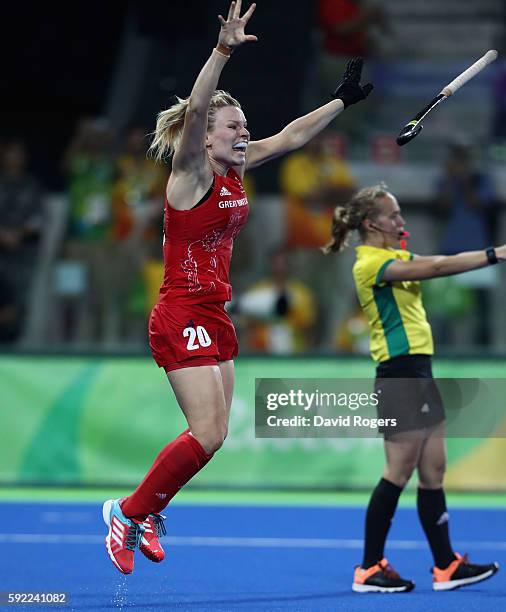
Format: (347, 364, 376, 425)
(440, 49, 498, 97)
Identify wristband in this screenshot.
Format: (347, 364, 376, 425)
(486, 246, 498, 265)
(215, 42, 233, 57)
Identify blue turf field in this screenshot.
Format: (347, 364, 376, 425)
(0, 501, 504, 611)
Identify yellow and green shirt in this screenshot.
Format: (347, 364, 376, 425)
(353, 245, 434, 363)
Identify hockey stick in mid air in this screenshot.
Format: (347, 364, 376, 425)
(396, 49, 498, 146)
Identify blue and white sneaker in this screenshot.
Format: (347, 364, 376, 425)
(102, 499, 144, 574)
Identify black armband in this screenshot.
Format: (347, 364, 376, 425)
(486, 246, 498, 265)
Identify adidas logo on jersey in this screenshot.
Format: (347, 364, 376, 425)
(220, 186, 232, 196)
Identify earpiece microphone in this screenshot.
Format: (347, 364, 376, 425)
(369, 224, 410, 239)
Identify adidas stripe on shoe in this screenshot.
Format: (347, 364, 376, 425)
(102, 499, 144, 575)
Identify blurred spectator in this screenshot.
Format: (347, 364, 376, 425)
(112, 126, 166, 243)
(437, 144, 496, 254)
(279, 132, 356, 248)
(421, 276, 476, 348)
(305, 1, 389, 138)
(435, 143, 497, 345)
(234, 247, 317, 354)
(110, 125, 167, 341)
(64, 118, 115, 240)
(318, 0, 389, 59)
(0, 141, 44, 342)
(60, 117, 115, 344)
(335, 298, 369, 354)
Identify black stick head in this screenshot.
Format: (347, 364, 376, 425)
(396, 122, 423, 146)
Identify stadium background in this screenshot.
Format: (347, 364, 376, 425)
(1, 0, 506, 495)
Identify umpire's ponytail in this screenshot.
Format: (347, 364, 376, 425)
(322, 183, 390, 254)
(321, 206, 355, 254)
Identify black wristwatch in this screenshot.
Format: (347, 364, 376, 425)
(486, 246, 498, 265)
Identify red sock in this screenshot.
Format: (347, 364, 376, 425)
(121, 429, 212, 520)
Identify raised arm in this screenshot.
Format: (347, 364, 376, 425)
(382, 245, 506, 282)
(172, 1, 257, 174)
(245, 57, 373, 169)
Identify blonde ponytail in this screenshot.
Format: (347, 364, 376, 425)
(148, 97, 189, 163)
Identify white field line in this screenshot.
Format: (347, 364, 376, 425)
(0, 534, 505, 550)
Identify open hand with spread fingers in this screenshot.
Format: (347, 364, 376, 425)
(332, 57, 374, 108)
(218, 1, 258, 52)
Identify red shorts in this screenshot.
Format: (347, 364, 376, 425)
(149, 302, 238, 372)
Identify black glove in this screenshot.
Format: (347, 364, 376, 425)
(332, 57, 374, 108)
